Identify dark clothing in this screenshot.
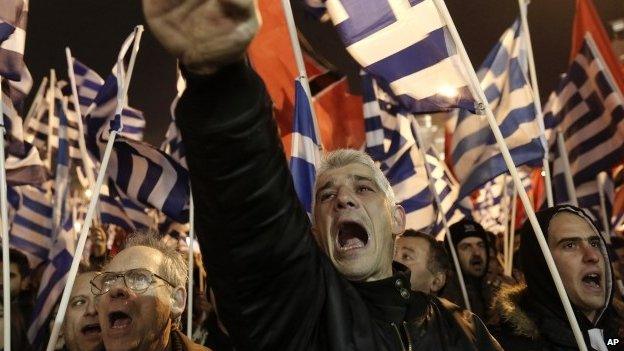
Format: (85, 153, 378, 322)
(441, 273, 496, 323)
(170, 329, 213, 351)
(176, 61, 502, 350)
(493, 205, 624, 350)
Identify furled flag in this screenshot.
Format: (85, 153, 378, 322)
(451, 19, 543, 199)
(473, 174, 513, 235)
(425, 147, 472, 239)
(27, 214, 75, 349)
(8, 184, 53, 267)
(543, 34, 624, 196)
(289, 79, 321, 215)
(0, 0, 28, 81)
(52, 94, 72, 233)
(160, 71, 186, 167)
(325, 0, 475, 113)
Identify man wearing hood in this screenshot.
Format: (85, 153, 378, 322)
(441, 219, 503, 322)
(492, 205, 624, 350)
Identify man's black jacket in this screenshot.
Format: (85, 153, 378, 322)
(176, 61, 503, 351)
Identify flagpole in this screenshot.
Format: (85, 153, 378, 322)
(431, 1, 587, 349)
(65, 47, 97, 188)
(413, 118, 471, 311)
(23, 76, 48, 132)
(596, 172, 611, 243)
(280, 0, 324, 151)
(0, 79, 11, 351)
(46, 69, 56, 170)
(518, 0, 553, 207)
(506, 184, 518, 276)
(502, 175, 510, 275)
(186, 196, 194, 338)
(556, 130, 578, 206)
(47, 26, 144, 351)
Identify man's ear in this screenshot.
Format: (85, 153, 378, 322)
(170, 286, 187, 319)
(391, 204, 406, 235)
(430, 272, 447, 294)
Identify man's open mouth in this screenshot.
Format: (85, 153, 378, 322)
(582, 272, 602, 290)
(469, 257, 483, 267)
(81, 323, 101, 336)
(336, 221, 369, 251)
(109, 311, 132, 330)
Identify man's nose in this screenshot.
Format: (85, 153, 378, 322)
(107, 278, 130, 300)
(581, 243, 601, 264)
(335, 188, 357, 210)
(85, 299, 98, 316)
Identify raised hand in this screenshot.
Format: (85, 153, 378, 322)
(142, 0, 259, 74)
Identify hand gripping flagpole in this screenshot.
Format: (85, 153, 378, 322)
(412, 118, 471, 311)
(431, 1, 587, 349)
(280, 0, 324, 151)
(518, 0, 553, 207)
(46, 25, 144, 351)
(186, 195, 195, 337)
(0, 79, 11, 351)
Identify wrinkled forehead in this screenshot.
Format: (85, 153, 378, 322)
(105, 246, 164, 273)
(72, 272, 98, 297)
(315, 163, 378, 192)
(458, 236, 484, 246)
(397, 236, 429, 251)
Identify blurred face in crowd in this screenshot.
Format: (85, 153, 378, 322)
(90, 227, 108, 258)
(457, 237, 487, 278)
(394, 236, 445, 294)
(64, 272, 103, 351)
(548, 212, 606, 321)
(95, 246, 186, 351)
(314, 163, 405, 282)
(0, 262, 26, 297)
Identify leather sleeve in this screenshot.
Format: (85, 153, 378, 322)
(176, 61, 326, 350)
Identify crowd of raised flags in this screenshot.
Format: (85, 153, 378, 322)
(0, 0, 622, 349)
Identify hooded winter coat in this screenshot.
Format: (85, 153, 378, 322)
(491, 205, 624, 351)
(176, 61, 503, 351)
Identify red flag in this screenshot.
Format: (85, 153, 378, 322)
(571, 0, 624, 91)
(247, 0, 364, 156)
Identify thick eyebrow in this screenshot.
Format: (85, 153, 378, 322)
(316, 180, 334, 195)
(556, 235, 600, 246)
(400, 246, 416, 254)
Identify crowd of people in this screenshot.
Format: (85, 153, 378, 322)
(1, 0, 624, 350)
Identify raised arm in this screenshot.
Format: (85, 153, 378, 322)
(142, 1, 328, 349)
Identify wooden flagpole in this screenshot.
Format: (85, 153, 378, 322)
(46, 69, 56, 171)
(431, 0, 587, 349)
(46, 25, 144, 351)
(506, 184, 518, 276)
(23, 76, 48, 132)
(596, 172, 611, 243)
(556, 130, 578, 206)
(0, 78, 11, 351)
(186, 196, 195, 337)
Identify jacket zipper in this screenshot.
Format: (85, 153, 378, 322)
(390, 322, 407, 351)
(402, 321, 413, 351)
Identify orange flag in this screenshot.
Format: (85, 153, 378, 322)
(571, 0, 624, 91)
(247, 0, 364, 156)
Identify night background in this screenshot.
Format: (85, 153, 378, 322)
(26, 0, 624, 145)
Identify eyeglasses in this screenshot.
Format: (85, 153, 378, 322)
(90, 268, 176, 296)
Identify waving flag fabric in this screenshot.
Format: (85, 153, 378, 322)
(289, 79, 321, 215)
(326, 0, 475, 113)
(0, 0, 28, 81)
(544, 35, 624, 193)
(72, 58, 105, 115)
(451, 19, 543, 199)
(8, 185, 53, 267)
(161, 72, 186, 167)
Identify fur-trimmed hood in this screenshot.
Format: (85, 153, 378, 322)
(492, 283, 539, 339)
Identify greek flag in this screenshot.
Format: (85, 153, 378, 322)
(161, 73, 186, 167)
(27, 215, 75, 349)
(425, 147, 472, 239)
(0, 0, 28, 81)
(289, 78, 321, 215)
(8, 185, 53, 267)
(326, 0, 475, 113)
(52, 94, 72, 232)
(451, 19, 543, 199)
(105, 137, 190, 223)
(544, 34, 624, 191)
(72, 58, 105, 115)
(100, 180, 153, 231)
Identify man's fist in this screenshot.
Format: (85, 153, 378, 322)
(142, 0, 259, 74)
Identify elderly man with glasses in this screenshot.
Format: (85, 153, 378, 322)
(90, 231, 212, 351)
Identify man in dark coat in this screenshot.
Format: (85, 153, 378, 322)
(142, 0, 503, 350)
(492, 205, 624, 350)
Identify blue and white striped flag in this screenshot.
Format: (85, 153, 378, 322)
(544, 35, 624, 192)
(289, 78, 321, 215)
(100, 180, 153, 231)
(425, 147, 472, 239)
(52, 94, 72, 233)
(326, 0, 475, 113)
(8, 185, 53, 267)
(451, 19, 543, 199)
(72, 58, 105, 115)
(0, 0, 28, 81)
(473, 174, 512, 235)
(27, 214, 75, 349)
(160, 72, 186, 167)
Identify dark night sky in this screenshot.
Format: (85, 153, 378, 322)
(25, 1, 624, 145)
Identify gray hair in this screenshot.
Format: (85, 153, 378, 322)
(124, 230, 188, 288)
(314, 149, 396, 208)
